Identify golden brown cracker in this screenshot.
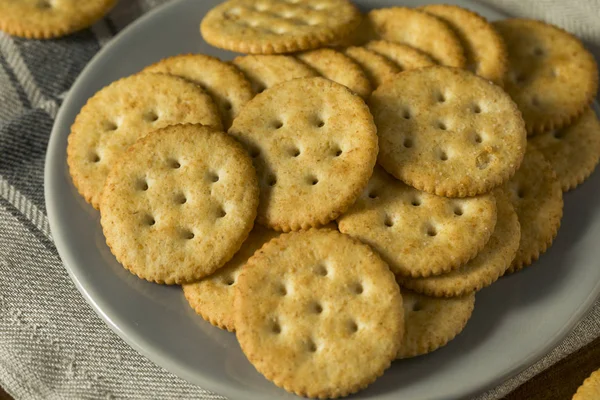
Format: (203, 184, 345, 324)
(296, 48, 372, 98)
(368, 7, 466, 68)
(343, 46, 400, 89)
(142, 54, 253, 129)
(365, 40, 435, 72)
(67, 73, 222, 209)
(494, 19, 598, 135)
(0, 0, 116, 39)
(100, 124, 259, 284)
(398, 290, 475, 359)
(234, 229, 403, 398)
(232, 54, 318, 94)
(182, 226, 277, 332)
(529, 107, 600, 192)
(399, 190, 520, 297)
(338, 167, 497, 278)
(573, 368, 600, 400)
(200, 0, 361, 54)
(370, 66, 527, 197)
(420, 5, 507, 86)
(228, 77, 378, 231)
(504, 148, 563, 272)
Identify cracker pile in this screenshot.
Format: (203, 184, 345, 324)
(66, 1, 600, 398)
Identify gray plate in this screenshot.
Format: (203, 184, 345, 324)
(44, 0, 600, 399)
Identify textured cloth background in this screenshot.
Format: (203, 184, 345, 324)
(0, 0, 599, 399)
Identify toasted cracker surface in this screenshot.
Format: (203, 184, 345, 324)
(494, 19, 598, 135)
(365, 40, 435, 72)
(338, 167, 497, 278)
(343, 46, 400, 89)
(370, 66, 527, 197)
(200, 0, 361, 54)
(235, 229, 403, 398)
(229, 77, 378, 231)
(67, 73, 222, 209)
(100, 124, 259, 284)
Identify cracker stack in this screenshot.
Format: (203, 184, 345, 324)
(65, 1, 600, 398)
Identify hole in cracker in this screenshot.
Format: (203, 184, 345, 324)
(144, 214, 155, 226)
(411, 198, 421, 207)
(533, 47, 545, 56)
(472, 105, 482, 114)
(216, 206, 227, 219)
(308, 176, 319, 186)
(517, 187, 526, 199)
(143, 110, 159, 122)
(182, 229, 195, 240)
(474, 134, 483, 144)
(289, 147, 301, 157)
(175, 193, 187, 205)
(90, 152, 101, 163)
(267, 175, 277, 187)
(38, 0, 52, 9)
(513, 73, 527, 84)
(384, 215, 394, 227)
(223, 101, 232, 111)
(402, 109, 411, 120)
(531, 96, 541, 107)
(426, 226, 438, 237)
(257, 84, 267, 93)
(317, 120, 325, 128)
(439, 151, 448, 161)
(271, 321, 281, 334)
(403, 138, 413, 148)
(169, 159, 181, 169)
(306, 339, 317, 353)
(553, 130, 564, 139)
(454, 206, 464, 216)
(333, 147, 342, 157)
(208, 172, 220, 183)
(412, 302, 424, 312)
(224, 277, 235, 286)
(102, 120, 118, 131)
(315, 264, 328, 276)
(311, 302, 323, 314)
(437, 121, 447, 131)
(352, 282, 364, 294)
(436, 93, 446, 103)
(368, 191, 378, 199)
(137, 179, 149, 191)
(276, 284, 287, 296)
(273, 120, 284, 129)
(348, 320, 358, 333)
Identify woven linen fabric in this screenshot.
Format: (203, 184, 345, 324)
(0, 0, 599, 399)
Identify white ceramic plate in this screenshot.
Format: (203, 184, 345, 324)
(45, 1, 600, 399)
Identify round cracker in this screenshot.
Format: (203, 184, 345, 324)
(338, 167, 497, 278)
(142, 54, 254, 129)
(398, 290, 474, 359)
(228, 77, 378, 231)
(0, 0, 116, 39)
(182, 226, 278, 332)
(365, 40, 435, 71)
(232, 54, 318, 94)
(573, 369, 600, 400)
(529, 107, 600, 192)
(494, 19, 598, 135)
(420, 5, 507, 86)
(297, 48, 372, 98)
(504, 148, 563, 273)
(370, 66, 527, 197)
(367, 7, 466, 68)
(343, 46, 400, 89)
(200, 0, 361, 54)
(67, 73, 222, 209)
(399, 190, 520, 297)
(234, 229, 403, 398)
(100, 124, 259, 284)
